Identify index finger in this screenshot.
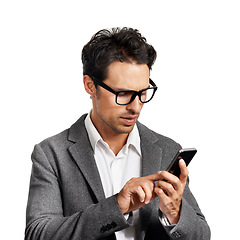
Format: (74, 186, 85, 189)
(143, 172, 162, 182)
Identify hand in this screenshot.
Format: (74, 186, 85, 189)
(117, 174, 161, 214)
(154, 159, 189, 224)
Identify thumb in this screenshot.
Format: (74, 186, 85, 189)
(179, 159, 189, 182)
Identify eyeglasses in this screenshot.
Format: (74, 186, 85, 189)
(91, 76, 158, 105)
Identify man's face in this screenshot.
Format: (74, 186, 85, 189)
(91, 61, 150, 135)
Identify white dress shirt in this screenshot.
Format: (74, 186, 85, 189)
(85, 113, 141, 239)
(84, 113, 171, 239)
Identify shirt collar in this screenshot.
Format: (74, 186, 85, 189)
(84, 112, 141, 156)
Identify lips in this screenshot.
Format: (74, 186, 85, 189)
(120, 116, 138, 125)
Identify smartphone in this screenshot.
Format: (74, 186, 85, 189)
(166, 148, 197, 177)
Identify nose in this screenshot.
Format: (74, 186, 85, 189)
(126, 95, 143, 113)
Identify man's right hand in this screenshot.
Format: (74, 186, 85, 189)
(116, 173, 161, 214)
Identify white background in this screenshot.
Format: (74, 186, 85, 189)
(1, 1, 239, 239)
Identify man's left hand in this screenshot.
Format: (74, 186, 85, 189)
(154, 159, 189, 224)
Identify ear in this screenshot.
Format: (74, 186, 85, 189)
(83, 75, 96, 97)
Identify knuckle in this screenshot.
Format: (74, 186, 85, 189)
(167, 184, 174, 192)
(142, 180, 152, 189)
(136, 186, 142, 192)
(130, 177, 137, 181)
(172, 177, 180, 186)
(173, 193, 181, 202)
(183, 167, 189, 176)
(176, 179, 181, 186)
(128, 177, 137, 185)
(161, 171, 168, 177)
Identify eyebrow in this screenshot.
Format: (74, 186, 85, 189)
(114, 87, 133, 91)
(114, 85, 150, 92)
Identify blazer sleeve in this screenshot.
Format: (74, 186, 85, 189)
(25, 144, 133, 240)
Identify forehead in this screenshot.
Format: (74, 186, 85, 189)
(105, 61, 150, 90)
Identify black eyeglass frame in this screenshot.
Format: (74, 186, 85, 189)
(91, 76, 158, 106)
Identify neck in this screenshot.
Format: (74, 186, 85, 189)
(90, 111, 129, 155)
(102, 131, 128, 156)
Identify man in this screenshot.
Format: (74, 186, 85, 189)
(25, 27, 210, 240)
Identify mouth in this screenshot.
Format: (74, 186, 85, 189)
(119, 115, 138, 125)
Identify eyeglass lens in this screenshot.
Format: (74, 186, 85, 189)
(116, 88, 155, 105)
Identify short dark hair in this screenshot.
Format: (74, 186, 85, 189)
(81, 27, 157, 83)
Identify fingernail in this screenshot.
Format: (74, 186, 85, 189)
(180, 159, 185, 165)
(157, 171, 162, 175)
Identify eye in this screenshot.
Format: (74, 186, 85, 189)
(118, 91, 132, 97)
(118, 92, 127, 97)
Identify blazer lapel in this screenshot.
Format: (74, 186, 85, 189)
(68, 114, 106, 202)
(137, 122, 163, 238)
(137, 121, 163, 178)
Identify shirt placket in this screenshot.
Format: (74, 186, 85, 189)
(110, 146, 128, 195)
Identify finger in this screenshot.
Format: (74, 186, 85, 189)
(158, 171, 181, 191)
(144, 172, 162, 182)
(179, 159, 189, 183)
(154, 187, 169, 202)
(141, 181, 156, 204)
(135, 186, 146, 203)
(157, 180, 175, 197)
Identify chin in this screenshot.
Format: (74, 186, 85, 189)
(114, 125, 134, 134)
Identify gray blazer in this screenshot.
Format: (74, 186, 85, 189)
(25, 114, 210, 240)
